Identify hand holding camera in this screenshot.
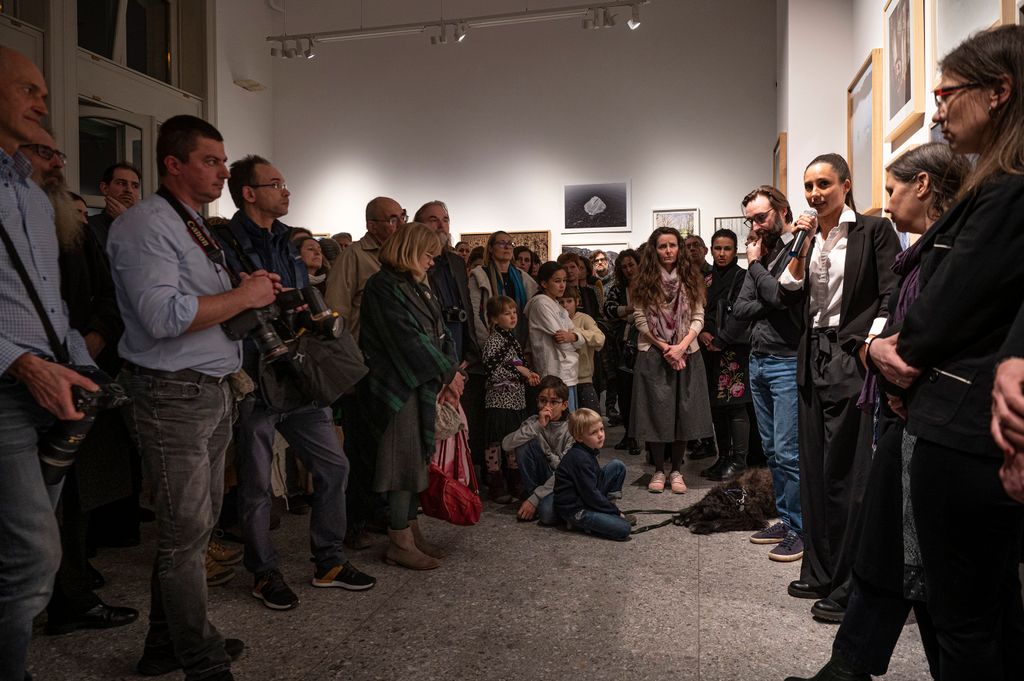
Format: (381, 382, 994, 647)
(236, 270, 281, 309)
(7, 353, 100, 421)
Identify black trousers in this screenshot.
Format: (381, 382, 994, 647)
(462, 372, 487, 468)
(798, 329, 873, 605)
(47, 472, 101, 621)
(711, 403, 749, 464)
(339, 394, 384, 532)
(616, 367, 634, 439)
(911, 438, 1024, 680)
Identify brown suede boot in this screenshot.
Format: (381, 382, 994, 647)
(385, 527, 440, 570)
(408, 519, 446, 559)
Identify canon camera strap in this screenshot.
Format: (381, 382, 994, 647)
(155, 185, 241, 287)
(0, 217, 71, 364)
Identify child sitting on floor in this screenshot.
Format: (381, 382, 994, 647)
(502, 375, 574, 524)
(553, 408, 631, 541)
(558, 286, 605, 414)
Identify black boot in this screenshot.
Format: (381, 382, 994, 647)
(700, 454, 728, 479)
(688, 438, 717, 460)
(705, 450, 745, 481)
(783, 651, 869, 681)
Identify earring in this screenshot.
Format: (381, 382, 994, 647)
(989, 105, 999, 116)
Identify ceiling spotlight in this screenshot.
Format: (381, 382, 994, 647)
(582, 8, 596, 29)
(284, 40, 298, 58)
(304, 38, 315, 59)
(270, 45, 279, 57)
(601, 8, 617, 27)
(455, 22, 467, 42)
(627, 4, 641, 30)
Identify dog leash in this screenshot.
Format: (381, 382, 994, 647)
(621, 508, 688, 535)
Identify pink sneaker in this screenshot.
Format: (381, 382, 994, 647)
(669, 471, 687, 494)
(648, 471, 666, 493)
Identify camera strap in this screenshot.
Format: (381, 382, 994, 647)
(155, 186, 242, 287)
(0, 217, 71, 364)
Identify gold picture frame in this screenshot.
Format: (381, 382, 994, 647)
(848, 49, 884, 215)
(458, 230, 551, 261)
(773, 133, 787, 197)
(884, 0, 925, 142)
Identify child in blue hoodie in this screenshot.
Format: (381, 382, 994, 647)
(553, 408, 630, 541)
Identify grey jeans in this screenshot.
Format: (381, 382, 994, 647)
(120, 371, 235, 680)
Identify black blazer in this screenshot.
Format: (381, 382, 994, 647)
(795, 212, 901, 386)
(897, 174, 1024, 456)
(1001, 301, 1024, 359)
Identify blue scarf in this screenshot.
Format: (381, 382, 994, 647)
(489, 264, 527, 310)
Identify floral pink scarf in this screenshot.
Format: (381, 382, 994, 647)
(646, 267, 690, 344)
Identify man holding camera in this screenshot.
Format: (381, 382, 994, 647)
(221, 155, 375, 611)
(107, 116, 275, 681)
(0, 46, 99, 681)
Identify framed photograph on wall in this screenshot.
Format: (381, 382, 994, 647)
(459, 230, 550, 261)
(563, 181, 629, 232)
(934, 0, 1015, 78)
(848, 48, 884, 215)
(652, 208, 699, 238)
(1018, 0, 1024, 25)
(773, 132, 787, 197)
(713, 216, 750, 254)
(884, 0, 925, 141)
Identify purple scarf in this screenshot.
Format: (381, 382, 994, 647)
(858, 236, 926, 413)
(646, 267, 691, 345)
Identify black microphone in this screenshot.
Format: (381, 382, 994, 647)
(788, 208, 818, 258)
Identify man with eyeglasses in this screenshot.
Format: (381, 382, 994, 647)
(324, 195, 406, 550)
(220, 155, 376, 612)
(23, 127, 140, 638)
(0, 48, 100, 679)
(88, 162, 142, 250)
(731, 185, 807, 565)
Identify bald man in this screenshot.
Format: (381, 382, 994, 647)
(0, 47, 98, 681)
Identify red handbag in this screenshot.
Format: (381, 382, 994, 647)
(420, 406, 481, 525)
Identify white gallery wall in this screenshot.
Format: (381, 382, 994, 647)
(212, 0, 778, 252)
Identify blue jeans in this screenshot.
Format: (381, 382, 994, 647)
(120, 372, 235, 680)
(749, 354, 802, 534)
(0, 380, 61, 681)
(235, 397, 349, 574)
(516, 441, 558, 525)
(569, 508, 632, 541)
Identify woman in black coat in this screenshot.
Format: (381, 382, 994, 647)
(868, 26, 1024, 679)
(782, 153, 901, 620)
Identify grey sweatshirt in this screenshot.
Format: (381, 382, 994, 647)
(501, 415, 574, 507)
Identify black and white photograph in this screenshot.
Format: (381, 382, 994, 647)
(713, 216, 750, 254)
(887, 0, 911, 113)
(563, 181, 629, 232)
(884, 0, 924, 140)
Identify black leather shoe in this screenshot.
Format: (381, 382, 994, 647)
(700, 458, 727, 478)
(137, 638, 244, 676)
(705, 462, 745, 481)
(613, 437, 630, 451)
(811, 598, 846, 623)
(45, 602, 139, 635)
(788, 580, 828, 599)
(688, 439, 717, 460)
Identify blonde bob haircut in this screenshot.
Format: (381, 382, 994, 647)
(378, 221, 442, 278)
(568, 408, 603, 441)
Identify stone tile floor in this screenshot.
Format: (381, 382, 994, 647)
(27, 426, 932, 680)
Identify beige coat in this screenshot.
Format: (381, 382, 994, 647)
(570, 311, 606, 384)
(324, 233, 382, 342)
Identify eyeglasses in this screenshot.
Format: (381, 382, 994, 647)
(370, 210, 408, 227)
(23, 144, 67, 164)
(743, 209, 774, 228)
(933, 82, 981, 107)
(493, 240, 515, 248)
(248, 182, 288, 191)
(592, 257, 608, 263)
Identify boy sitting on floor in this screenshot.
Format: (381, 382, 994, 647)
(502, 376, 574, 524)
(553, 408, 631, 541)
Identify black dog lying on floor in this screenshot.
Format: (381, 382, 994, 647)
(675, 467, 776, 534)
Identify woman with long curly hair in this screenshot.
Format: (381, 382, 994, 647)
(630, 227, 714, 494)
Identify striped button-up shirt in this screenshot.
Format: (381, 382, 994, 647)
(0, 147, 91, 375)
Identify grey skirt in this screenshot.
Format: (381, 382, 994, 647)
(630, 348, 714, 444)
(373, 395, 430, 494)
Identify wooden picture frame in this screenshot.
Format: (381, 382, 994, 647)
(652, 208, 699, 238)
(884, 0, 925, 141)
(848, 49, 884, 215)
(458, 230, 551, 261)
(1018, 0, 1024, 25)
(933, 0, 1014, 88)
(773, 132, 787, 197)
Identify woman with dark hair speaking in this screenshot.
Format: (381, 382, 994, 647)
(780, 153, 901, 622)
(786, 142, 969, 681)
(867, 26, 1024, 678)
(630, 227, 714, 494)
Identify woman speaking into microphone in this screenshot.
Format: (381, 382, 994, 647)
(780, 154, 901, 622)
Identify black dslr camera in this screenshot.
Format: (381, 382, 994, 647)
(444, 307, 468, 324)
(221, 286, 343, 363)
(38, 366, 131, 485)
